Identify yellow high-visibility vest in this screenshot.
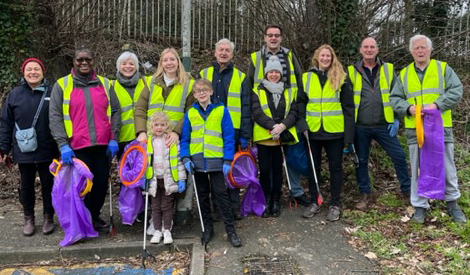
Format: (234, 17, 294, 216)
(400, 59, 451, 128)
(303, 72, 344, 133)
(145, 134, 179, 181)
(188, 105, 224, 158)
(252, 87, 299, 143)
(113, 78, 146, 142)
(199, 66, 244, 129)
(57, 74, 111, 138)
(348, 62, 394, 123)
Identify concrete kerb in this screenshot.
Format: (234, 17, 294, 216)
(0, 238, 205, 275)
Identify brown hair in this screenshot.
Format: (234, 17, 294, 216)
(264, 24, 283, 35)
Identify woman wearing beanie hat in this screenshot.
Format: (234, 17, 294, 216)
(300, 44, 355, 222)
(0, 58, 59, 236)
(252, 55, 300, 218)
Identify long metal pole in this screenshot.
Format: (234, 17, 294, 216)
(182, 0, 191, 71)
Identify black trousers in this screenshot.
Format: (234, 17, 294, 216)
(194, 171, 235, 234)
(75, 146, 110, 220)
(18, 162, 55, 216)
(308, 138, 344, 206)
(257, 144, 284, 202)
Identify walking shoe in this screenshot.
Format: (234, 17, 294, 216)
(150, 230, 162, 244)
(355, 194, 370, 211)
(411, 207, 426, 224)
(23, 215, 35, 236)
(163, 230, 173, 244)
(201, 228, 214, 245)
(147, 219, 155, 235)
(232, 208, 242, 220)
(302, 203, 321, 218)
(227, 232, 242, 247)
(262, 208, 271, 218)
(42, 213, 55, 235)
(326, 206, 341, 222)
(293, 194, 311, 206)
(93, 217, 110, 234)
(271, 202, 281, 217)
(447, 201, 467, 223)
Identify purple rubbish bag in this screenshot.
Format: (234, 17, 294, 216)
(118, 140, 146, 225)
(418, 109, 445, 200)
(50, 159, 98, 246)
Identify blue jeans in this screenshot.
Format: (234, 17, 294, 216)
(354, 125, 411, 194)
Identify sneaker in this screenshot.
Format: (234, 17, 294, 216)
(447, 201, 467, 223)
(163, 230, 173, 244)
(411, 207, 426, 224)
(326, 206, 341, 222)
(227, 232, 242, 247)
(293, 194, 311, 206)
(147, 219, 155, 236)
(150, 230, 162, 244)
(355, 194, 370, 211)
(302, 203, 321, 218)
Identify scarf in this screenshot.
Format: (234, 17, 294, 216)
(116, 71, 141, 88)
(262, 79, 284, 108)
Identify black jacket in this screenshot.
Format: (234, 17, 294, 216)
(299, 68, 355, 144)
(0, 79, 59, 163)
(251, 82, 299, 136)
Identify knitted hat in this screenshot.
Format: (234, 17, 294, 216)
(21, 58, 45, 74)
(264, 55, 283, 76)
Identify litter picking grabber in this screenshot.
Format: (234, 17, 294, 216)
(191, 172, 206, 244)
(303, 131, 324, 205)
(108, 177, 116, 237)
(141, 178, 155, 268)
(278, 141, 296, 209)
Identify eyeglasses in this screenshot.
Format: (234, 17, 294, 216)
(194, 89, 210, 95)
(75, 58, 92, 63)
(265, 33, 281, 38)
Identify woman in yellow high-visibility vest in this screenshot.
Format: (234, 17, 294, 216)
(252, 55, 300, 218)
(300, 45, 355, 222)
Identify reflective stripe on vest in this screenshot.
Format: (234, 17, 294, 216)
(400, 59, 450, 128)
(113, 78, 146, 142)
(347, 62, 394, 123)
(252, 87, 299, 143)
(251, 50, 297, 89)
(57, 74, 111, 138)
(303, 72, 344, 133)
(200, 66, 244, 129)
(146, 134, 179, 181)
(188, 106, 224, 158)
(147, 76, 194, 127)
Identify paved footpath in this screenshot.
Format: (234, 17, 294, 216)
(0, 198, 379, 274)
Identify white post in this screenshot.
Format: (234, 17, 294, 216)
(182, 0, 191, 71)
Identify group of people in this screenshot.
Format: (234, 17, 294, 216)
(0, 23, 467, 250)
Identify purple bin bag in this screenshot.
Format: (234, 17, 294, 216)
(418, 109, 445, 200)
(50, 159, 98, 246)
(118, 140, 146, 225)
(225, 146, 266, 217)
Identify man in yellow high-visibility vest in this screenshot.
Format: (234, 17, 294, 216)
(200, 38, 252, 220)
(248, 24, 310, 206)
(390, 34, 466, 224)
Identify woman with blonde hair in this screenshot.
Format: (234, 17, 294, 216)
(300, 44, 355, 222)
(134, 47, 195, 226)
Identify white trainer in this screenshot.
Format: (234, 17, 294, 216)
(163, 230, 173, 244)
(150, 230, 162, 244)
(147, 219, 155, 235)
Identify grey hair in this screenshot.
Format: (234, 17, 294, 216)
(215, 38, 235, 52)
(116, 51, 139, 72)
(409, 34, 433, 52)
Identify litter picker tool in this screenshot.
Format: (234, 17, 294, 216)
(351, 144, 359, 168)
(108, 177, 116, 237)
(141, 177, 155, 268)
(303, 131, 324, 205)
(278, 140, 297, 209)
(191, 172, 206, 245)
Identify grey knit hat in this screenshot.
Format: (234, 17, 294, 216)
(264, 55, 283, 77)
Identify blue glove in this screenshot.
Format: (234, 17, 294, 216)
(177, 180, 186, 193)
(343, 143, 353, 154)
(60, 145, 75, 165)
(107, 140, 119, 158)
(223, 163, 231, 176)
(388, 118, 399, 137)
(239, 137, 248, 150)
(184, 161, 194, 174)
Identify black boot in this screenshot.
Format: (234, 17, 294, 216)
(271, 201, 281, 217)
(262, 196, 272, 218)
(201, 228, 214, 245)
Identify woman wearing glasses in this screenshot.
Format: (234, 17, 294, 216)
(49, 47, 121, 233)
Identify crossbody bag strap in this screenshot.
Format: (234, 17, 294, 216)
(31, 90, 47, 128)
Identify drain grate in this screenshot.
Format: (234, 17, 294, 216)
(243, 254, 299, 275)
